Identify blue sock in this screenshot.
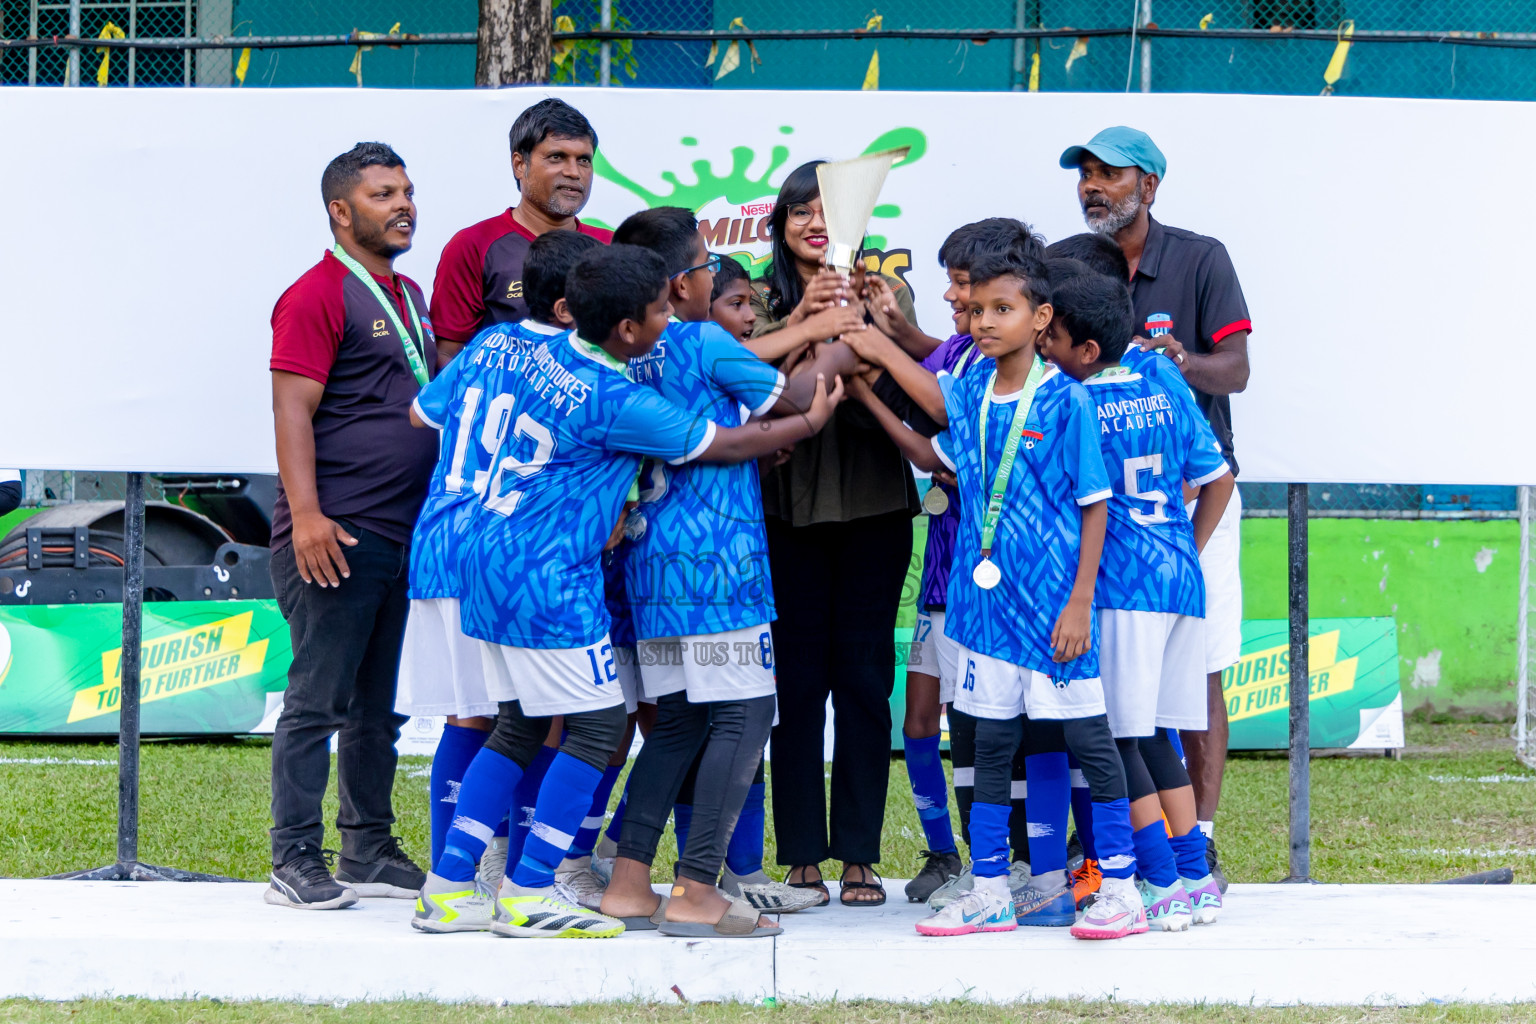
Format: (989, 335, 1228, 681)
(511, 753, 601, 889)
(1132, 821, 1179, 888)
(1169, 824, 1210, 880)
(436, 747, 523, 883)
(605, 786, 628, 845)
(1067, 754, 1097, 862)
(1167, 727, 1186, 764)
(1090, 797, 1137, 880)
(429, 725, 488, 868)
(969, 801, 1012, 878)
(672, 802, 694, 859)
(904, 732, 957, 854)
(569, 764, 622, 861)
(1023, 752, 1070, 874)
(504, 745, 557, 878)
(725, 782, 767, 876)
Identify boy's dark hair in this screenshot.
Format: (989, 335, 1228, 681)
(938, 217, 1045, 271)
(321, 142, 404, 206)
(1050, 272, 1133, 363)
(968, 252, 1051, 309)
(509, 99, 599, 188)
(1043, 232, 1130, 284)
(525, 231, 602, 324)
(765, 160, 825, 319)
(566, 244, 668, 342)
(710, 254, 750, 304)
(612, 206, 699, 278)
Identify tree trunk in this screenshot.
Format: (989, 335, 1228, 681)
(477, 0, 552, 87)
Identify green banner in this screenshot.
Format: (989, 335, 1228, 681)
(887, 616, 1403, 752)
(0, 600, 289, 735)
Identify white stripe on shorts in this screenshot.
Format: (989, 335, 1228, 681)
(1010, 779, 1028, 799)
(952, 766, 975, 787)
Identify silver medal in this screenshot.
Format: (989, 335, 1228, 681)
(922, 487, 950, 516)
(972, 557, 1003, 590)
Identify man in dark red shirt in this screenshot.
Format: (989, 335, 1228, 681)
(266, 142, 436, 910)
(430, 98, 612, 364)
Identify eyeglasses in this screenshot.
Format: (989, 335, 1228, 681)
(786, 204, 818, 225)
(672, 253, 723, 279)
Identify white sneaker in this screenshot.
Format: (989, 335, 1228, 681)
(915, 885, 1017, 936)
(1071, 875, 1149, 940)
(925, 862, 974, 910)
(722, 867, 823, 913)
(554, 855, 608, 910)
(492, 879, 624, 938)
(411, 872, 496, 933)
(477, 836, 510, 894)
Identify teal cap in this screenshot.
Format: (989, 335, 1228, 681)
(1059, 126, 1166, 179)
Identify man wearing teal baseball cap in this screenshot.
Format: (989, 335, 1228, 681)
(1060, 126, 1253, 900)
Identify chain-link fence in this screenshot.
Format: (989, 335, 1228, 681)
(5, 0, 1535, 96)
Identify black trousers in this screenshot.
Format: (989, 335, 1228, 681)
(767, 510, 913, 866)
(268, 522, 410, 868)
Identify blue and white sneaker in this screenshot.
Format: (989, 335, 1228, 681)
(1137, 878, 1193, 932)
(915, 886, 1017, 936)
(1181, 873, 1223, 924)
(1011, 877, 1077, 927)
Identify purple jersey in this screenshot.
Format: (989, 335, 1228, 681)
(917, 334, 990, 611)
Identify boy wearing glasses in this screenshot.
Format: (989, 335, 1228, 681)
(596, 207, 859, 936)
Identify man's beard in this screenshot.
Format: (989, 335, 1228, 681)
(536, 183, 587, 218)
(1082, 182, 1143, 236)
(354, 211, 411, 257)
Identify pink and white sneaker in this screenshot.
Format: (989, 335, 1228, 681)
(1181, 873, 1223, 925)
(1070, 876, 1149, 940)
(915, 887, 1018, 937)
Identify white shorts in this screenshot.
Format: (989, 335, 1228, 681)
(637, 623, 777, 703)
(478, 634, 628, 718)
(1190, 485, 1243, 673)
(395, 598, 498, 718)
(1098, 608, 1209, 737)
(951, 644, 1107, 722)
(614, 645, 641, 714)
(911, 609, 961, 703)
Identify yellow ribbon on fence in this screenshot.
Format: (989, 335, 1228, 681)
(349, 22, 402, 87)
(552, 14, 577, 76)
(1321, 19, 1354, 95)
(1028, 49, 1040, 91)
(95, 22, 125, 86)
(861, 12, 882, 90)
(705, 17, 759, 80)
(1064, 34, 1089, 73)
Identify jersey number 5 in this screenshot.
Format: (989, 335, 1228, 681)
(1123, 454, 1170, 526)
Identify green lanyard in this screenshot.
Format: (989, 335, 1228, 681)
(976, 356, 1047, 559)
(1084, 364, 1133, 382)
(572, 334, 632, 379)
(331, 244, 429, 387)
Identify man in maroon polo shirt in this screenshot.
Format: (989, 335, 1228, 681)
(429, 97, 612, 365)
(266, 142, 435, 910)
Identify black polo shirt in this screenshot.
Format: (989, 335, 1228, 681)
(1129, 216, 1252, 475)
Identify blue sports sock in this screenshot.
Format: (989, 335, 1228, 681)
(1169, 824, 1210, 880)
(503, 745, 557, 878)
(429, 725, 488, 868)
(1023, 752, 1070, 874)
(605, 791, 627, 844)
(725, 782, 767, 876)
(1090, 797, 1137, 880)
(569, 764, 623, 860)
(1067, 753, 1097, 862)
(511, 753, 601, 889)
(1132, 821, 1179, 888)
(1167, 727, 1186, 764)
(969, 801, 1012, 878)
(904, 732, 957, 854)
(436, 747, 523, 883)
(672, 802, 694, 859)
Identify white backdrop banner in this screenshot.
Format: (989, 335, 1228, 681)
(2, 87, 1532, 483)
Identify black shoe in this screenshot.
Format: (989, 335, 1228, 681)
(265, 848, 358, 910)
(335, 836, 426, 898)
(904, 848, 964, 903)
(1206, 837, 1229, 894)
(1066, 830, 1085, 873)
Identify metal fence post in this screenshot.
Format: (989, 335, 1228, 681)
(66, 0, 82, 86)
(116, 470, 145, 869)
(1517, 485, 1532, 768)
(599, 0, 612, 86)
(1140, 0, 1152, 92)
(1284, 482, 1314, 882)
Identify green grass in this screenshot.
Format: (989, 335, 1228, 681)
(0, 723, 1531, 883)
(3, 1001, 1536, 1024)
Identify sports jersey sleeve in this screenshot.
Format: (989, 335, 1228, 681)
(1062, 386, 1113, 506)
(269, 271, 344, 384)
(411, 355, 463, 430)
(932, 431, 958, 472)
(429, 227, 488, 344)
(1183, 406, 1231, 486)
(605, 386, 717, 466)
(703, 326, 786, 417)
(1197, 243, 1252, 346)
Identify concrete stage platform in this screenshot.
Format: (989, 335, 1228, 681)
(1, 880, 1533, 1005)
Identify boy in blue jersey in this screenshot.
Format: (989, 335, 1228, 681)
(597, 207, 859, 936)
(410, 245, 846, 937)
(1043, 266, 1233, 929)
(895, 252, 1144, 940)
(397, 229, 601, 881)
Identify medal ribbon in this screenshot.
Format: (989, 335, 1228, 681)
(977, 355, 1047, 558)
(331, 243, 429, 387)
